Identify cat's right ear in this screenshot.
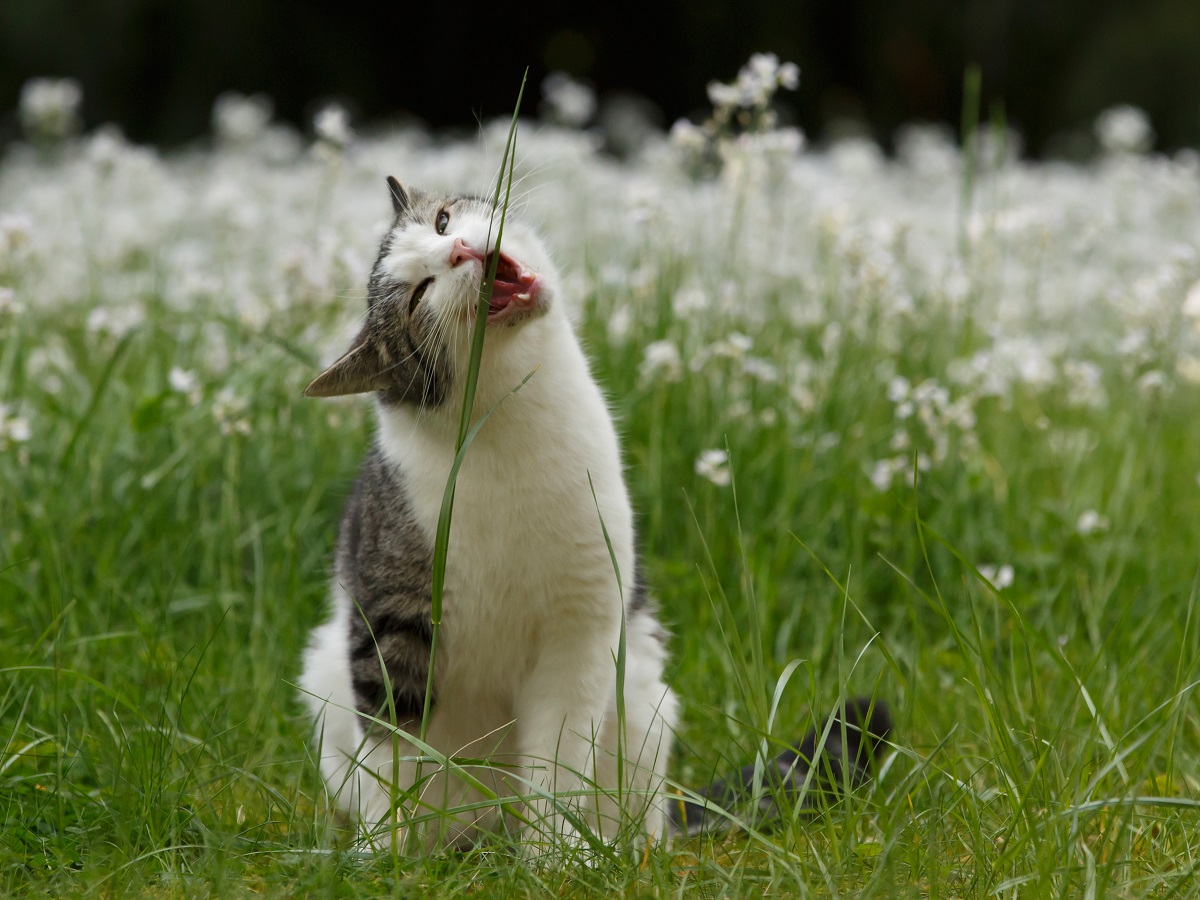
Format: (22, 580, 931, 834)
(386, 176, 411, 217)
(304, 326, 389, 398)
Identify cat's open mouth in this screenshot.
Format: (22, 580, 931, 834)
(450, 238, 542, 324)
(482, 251, 541, 323)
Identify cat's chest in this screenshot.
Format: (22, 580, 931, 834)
(405, 431, 622, 600)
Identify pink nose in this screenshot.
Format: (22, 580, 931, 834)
(449, 238, 484, 268)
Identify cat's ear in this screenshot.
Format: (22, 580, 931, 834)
(304, 327, 390, 398)
(386, 176, 411, 217)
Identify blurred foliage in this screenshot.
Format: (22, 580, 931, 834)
(0, 0, 1197, 155)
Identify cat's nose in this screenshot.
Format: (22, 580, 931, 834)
(449, 238, 484, 268)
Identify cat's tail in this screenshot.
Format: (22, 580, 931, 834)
(668, 697, 892, 838)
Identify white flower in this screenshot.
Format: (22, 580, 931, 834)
(669, 118, 708, 154)
(1095, 105, 1153, 155)
(741, 357, 779, 383)
(607, 305, 633, 345)
(1137, 370, 1166, 394)
(0, 403, 31, 446)
(541, 73, 596, 128)
(168, 367, 203, 405)
(638, 340, 683, 386)
(695, 449, 731, 486)
(869, 457, 902, 492)
(314, 104, 354, 148)
(213, 387, 252, 436)
(1182, 280, 1200, 320)
(86, 305, 144, 337)
(212, 92, 273, 143)
(19, 78, 82, 140)
(778, 61, 800, 91)
(672, 285, 709, 317)
(1076, 510, 1110, 536)
(168, 367, 198, 394)
(1062, 360, 1106, 409)
(0, 287, 20, 316)
(706, 81, 742, 110)
(978, 564, 1014, 591)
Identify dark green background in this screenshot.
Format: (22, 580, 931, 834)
(1, 0, 1197, 155)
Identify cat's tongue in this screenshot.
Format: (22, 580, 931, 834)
(482, 251, 540, 323)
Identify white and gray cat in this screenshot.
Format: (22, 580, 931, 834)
(298, 178, 890, 852)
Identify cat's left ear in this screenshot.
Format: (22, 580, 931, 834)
(386, 176, 411, 217)
(304, 326, 389, 398)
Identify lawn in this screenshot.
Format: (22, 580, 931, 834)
(3, 65, 1200, 896)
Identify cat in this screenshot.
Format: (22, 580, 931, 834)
(298, 177, 678, 852)
(297, 177, 890, 854)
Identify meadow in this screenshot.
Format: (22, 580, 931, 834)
(3, 61, 1200, 896)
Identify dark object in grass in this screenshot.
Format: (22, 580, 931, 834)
(669, 697, 892, 837)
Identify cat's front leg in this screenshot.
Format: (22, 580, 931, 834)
(513, 635, 616, 853)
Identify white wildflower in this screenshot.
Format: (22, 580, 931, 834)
(87, 309, 145, 340)
(314, 103, 354, 149)
(741, 357, 779, 383)
(541, 73, 596, 128)
(869, 457, 903, 492)
(639, 339, 683, 386)
(978, 564, 1014, 591)
(778, 61, 800, 91)
(887, 376, 911, 404)
(1095, 105, 1153, 155)
(0, 287, 20, 316)
(728, 332, 753, 355)
(706, 81, 743, 110)
(672, 285, 709, 317)
(1076, 510, 1110, 536)
(1062, 360, 1106, 409)
(168, 367, 203, 406)
(213, 92, 273, 144)
(213, 387, 252, 436)
(86, 305, 144, 337)
(830, 138, 883, 177)
(695, 449, 731, 487)
(607, 305, 633, 346)
(0, 215, 32, 265)
(1177, 356, 1200, 384)
(1183, 279, 1200, 320)
(19, 77, 82, 140)
(1137, 370, 1166, 394)
(669, 118, 708, 154)
(790, 383, 816, 413)
(0, 404, 31, 447)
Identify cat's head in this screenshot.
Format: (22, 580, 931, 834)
(304, 177, 557, 407)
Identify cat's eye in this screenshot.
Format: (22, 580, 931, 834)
(435, 209, 450, 235)
(410, 277, 433, 315)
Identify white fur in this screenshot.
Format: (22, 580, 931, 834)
(300, 200, 678, 853)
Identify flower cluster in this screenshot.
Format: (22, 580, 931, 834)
(870, 375, 979, 492)
(19, 78, 82, 141)
(212, 388, 251, 437)
(1, 70, 1195, 562)
(670, 52, 802, 178)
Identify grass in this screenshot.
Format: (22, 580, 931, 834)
(3, 85, 1200, 896)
